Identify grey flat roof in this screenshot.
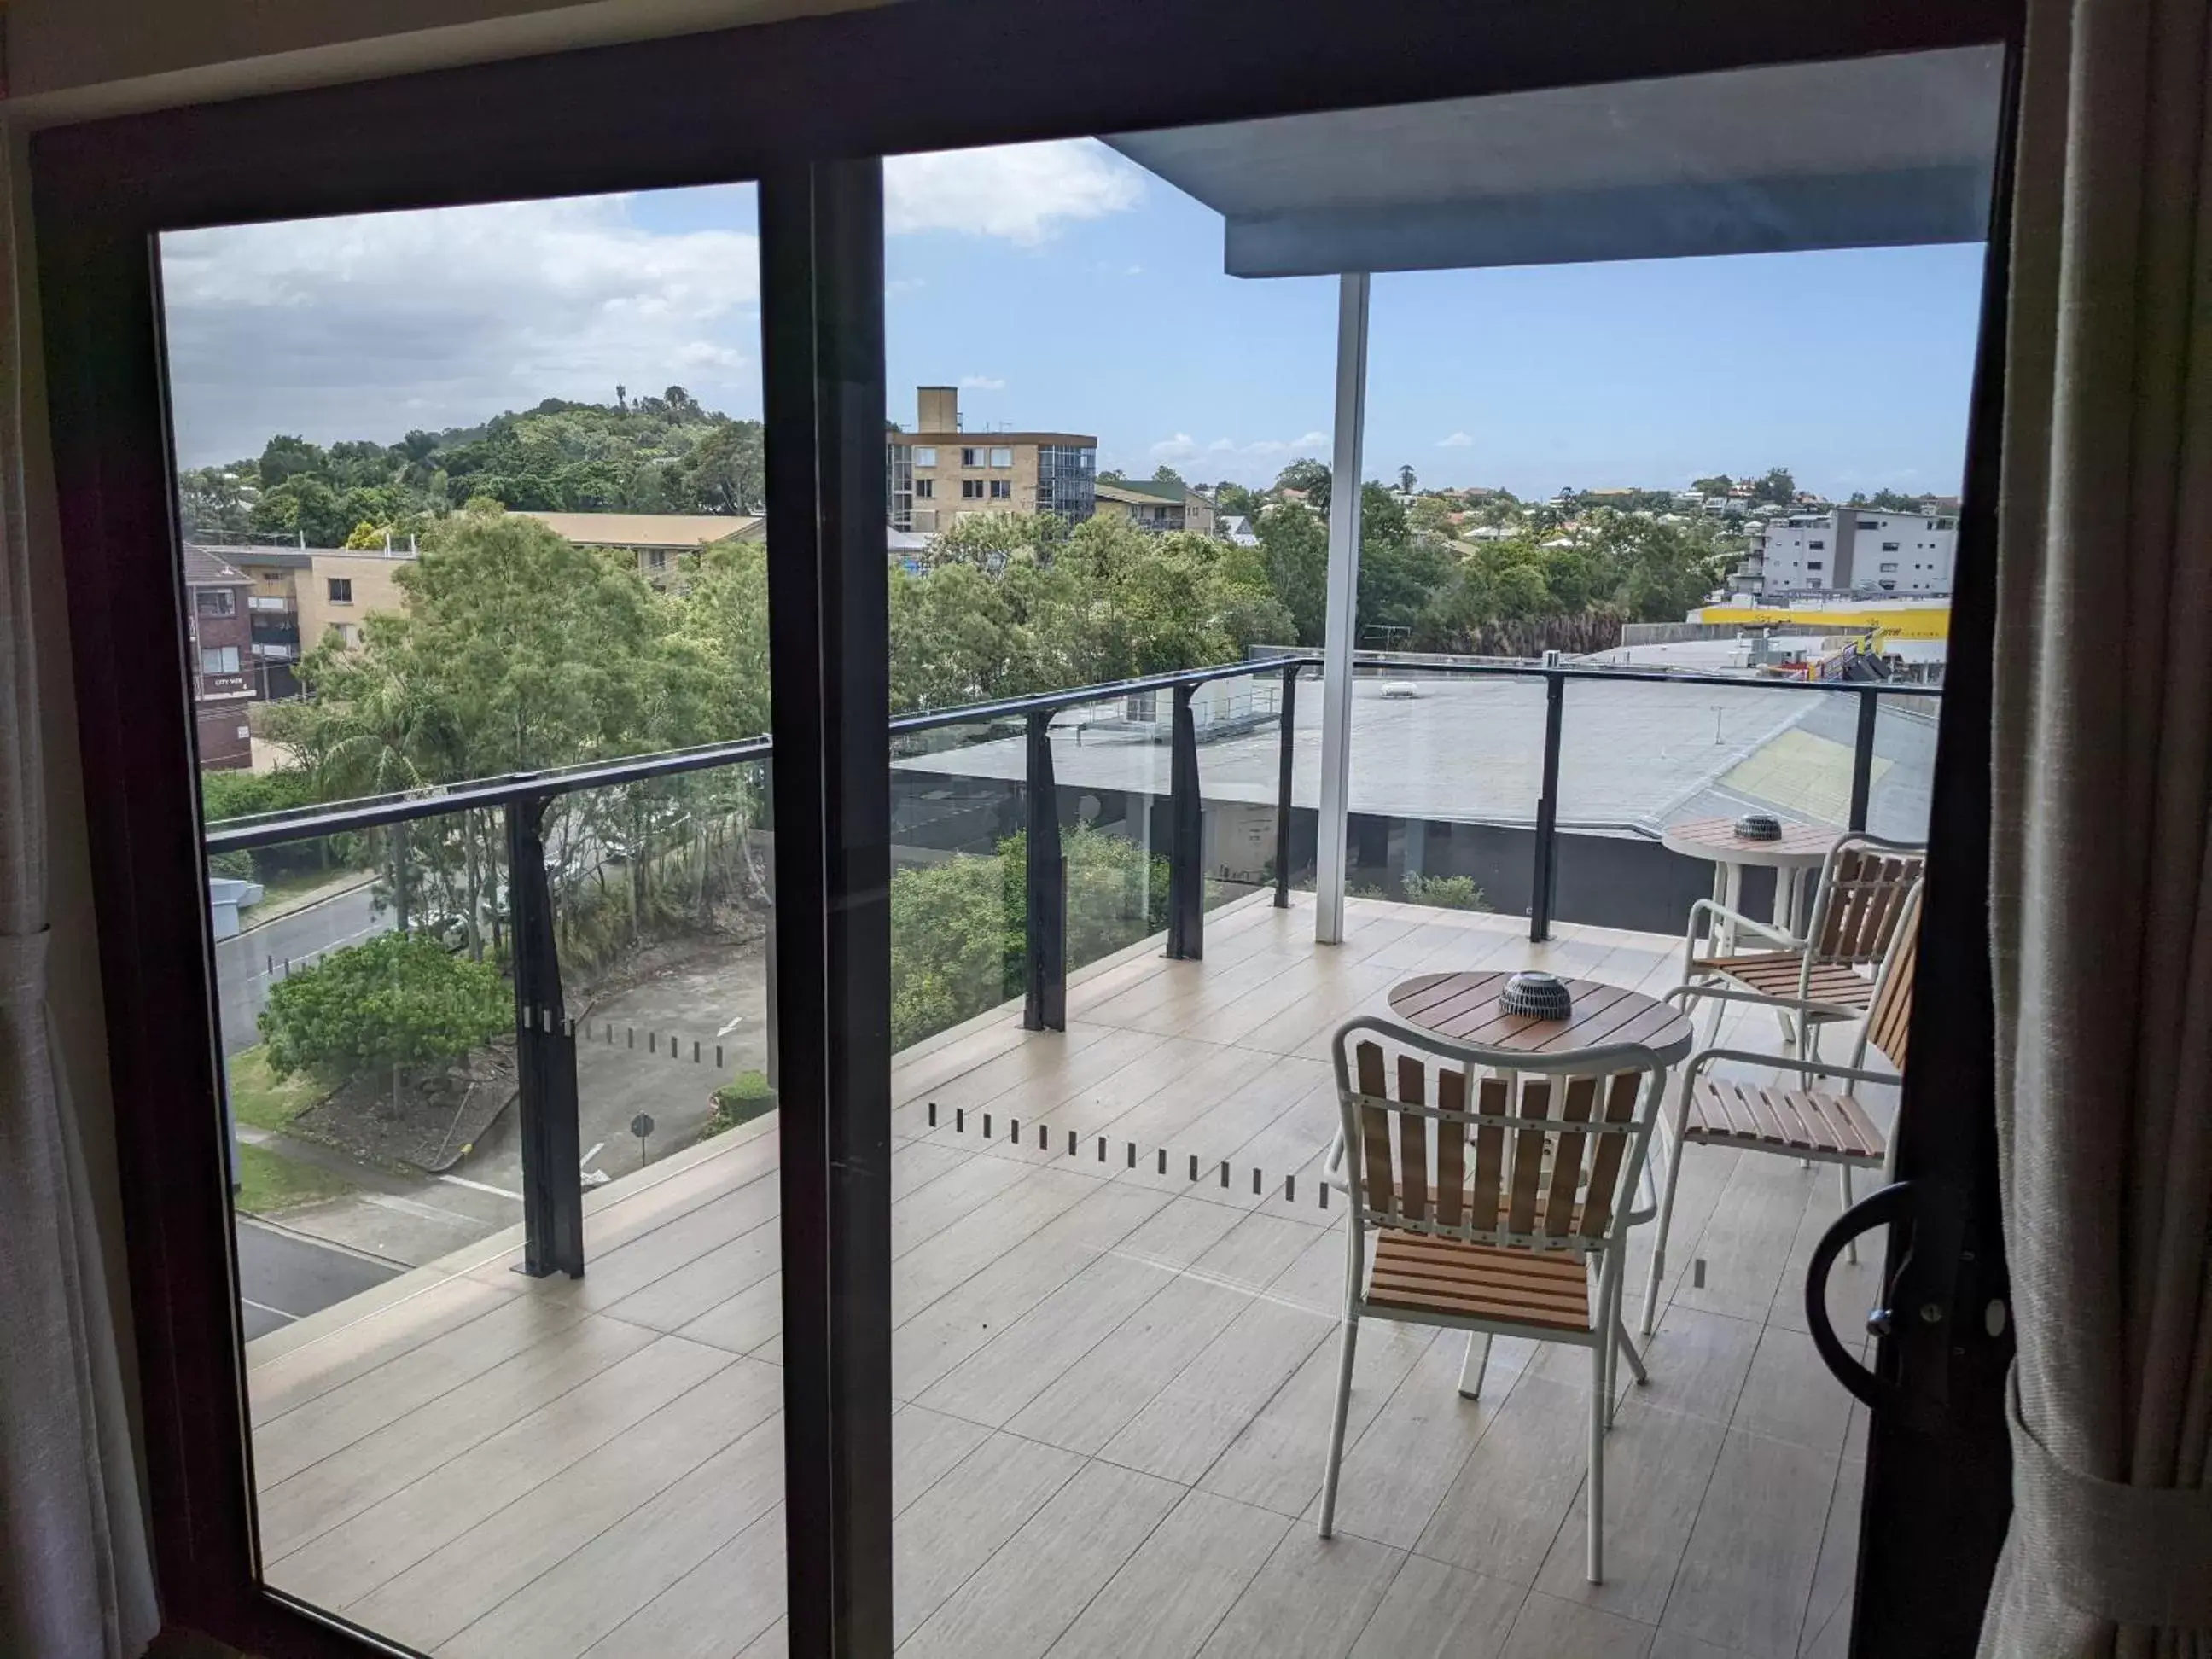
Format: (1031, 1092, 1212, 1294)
(1107, 48, 2003, 276)
(895, 672, 1936, 843)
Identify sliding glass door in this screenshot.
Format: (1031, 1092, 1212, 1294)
(31, 3, 2021, 1655)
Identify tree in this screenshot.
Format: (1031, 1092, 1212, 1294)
(1214, 481, 1259, 519)
(259, 434, 328, 487)
(1859, 487, 1924, 512)
(1256, 506, 1328, 646)
(889, 825, 1168, 1047)
(1274, 457, 1332, 513)
(683, 419, 765, 515)
(1356, 483, 1448, 635)
(1691, 474, 1733, 497)
(259, 932, 509, 1094)
(1151, 463, 1187, 487)
(1397, 464, 1417, 495)
(921, 510, 1064, 573)
(1748, 465, 1797, 505)
(1097, 468, 1128, 485)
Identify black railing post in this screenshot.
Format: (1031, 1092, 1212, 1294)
(1273, 664, 1298, 908)
(1023, 710, 1067, 1031)
(1167, 681, 1204, 959)
(1529, 670, 1566, 942)
(505, 795, 584, 1278)
(1848, 686, 1880, 833)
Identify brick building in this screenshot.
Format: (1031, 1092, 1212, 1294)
(182, 542, 257, 769)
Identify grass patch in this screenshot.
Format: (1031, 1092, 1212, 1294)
(225, 1045, 322, 1132)
(234, 1142, 352, 1214)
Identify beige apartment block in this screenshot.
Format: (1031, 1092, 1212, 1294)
(1094, 478, 1220, 537)
(298, 550, 416, 646)
(888, 384, 1097, 533)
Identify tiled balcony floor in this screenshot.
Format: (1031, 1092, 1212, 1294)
(245, 894, 1887, 1658)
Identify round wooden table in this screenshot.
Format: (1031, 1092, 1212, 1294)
(1661, 815, 1839, 948)
(1388, 970, 1696, 1067)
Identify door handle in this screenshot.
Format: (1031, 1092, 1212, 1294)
(1804, 1179, 1918, 1416)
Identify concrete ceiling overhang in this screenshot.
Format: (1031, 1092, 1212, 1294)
(1107, 47, 2004, 276)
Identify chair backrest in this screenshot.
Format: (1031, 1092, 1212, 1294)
(1807, 834, 1925, 967)
(1854, 880, 1922, 1072)
(1331, 1016, 1663, 1259)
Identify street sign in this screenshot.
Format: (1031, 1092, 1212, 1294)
(630, 1113, 655, 1141)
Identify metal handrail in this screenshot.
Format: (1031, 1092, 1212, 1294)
(204, 649, 1934, 851)
(207, 645, 1941, 1282)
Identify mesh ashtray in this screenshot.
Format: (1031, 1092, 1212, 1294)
(1499, 971, 1574, 1020)
(1733, 812, 1784, 841)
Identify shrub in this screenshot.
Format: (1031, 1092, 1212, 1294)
(702, 1068, 777, 1138)
(259, 931, 509, 1088)
(207, 848, 256, 882)
(1400, 872, 1487, 911)
(888, 824, 1169, 1050)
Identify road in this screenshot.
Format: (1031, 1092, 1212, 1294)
(215, 883, 387, 1055)
(234, 1215, 403, 1341)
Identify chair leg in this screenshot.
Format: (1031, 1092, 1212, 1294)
(1642, 1125, 1687, 1336)
(1586, 1335, 1607, 1583)
(1613, 1313, 1649, 1387)
(1318, 1315, 1359, 1539)
(1839, 1162, 1858, 1265)
(1458, 1330, 1493, 1400)
(1602, 1276, 1619, 1417)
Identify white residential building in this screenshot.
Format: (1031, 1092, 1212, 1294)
(1749, 507, 1957, 596)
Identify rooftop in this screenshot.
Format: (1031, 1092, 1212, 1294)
(244, 894, 1880, 1659)
(897, 670, 1936, 842)
(899, 431, 1099, 449)
(515, 510, 764, 549)
(181, 541, 249, 586)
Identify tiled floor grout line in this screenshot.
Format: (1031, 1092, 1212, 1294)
(260, 1316, 687, 1565)
(341, 1372, 773, 1637)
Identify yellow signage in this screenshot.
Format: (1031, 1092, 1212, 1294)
(1692, 602, 1950, 643)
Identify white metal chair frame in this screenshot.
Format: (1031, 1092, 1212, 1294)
(1318, 1014, 1668, 1584)
(1640, 882, 1921, 1336)
(1679, 830, 1924, 1060)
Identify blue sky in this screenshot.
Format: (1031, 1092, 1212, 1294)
(166, 137, 1988, 499)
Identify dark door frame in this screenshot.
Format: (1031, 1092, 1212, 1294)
(29, 2, 2023, 1653)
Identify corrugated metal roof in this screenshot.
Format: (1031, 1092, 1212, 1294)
(515, 511, 764, 549)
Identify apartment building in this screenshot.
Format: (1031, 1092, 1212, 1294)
(887, 385, 1097, 533)
(1092, 478, 1220, 536)
(219, 545, 417, 675)
(181, 543, 258, 769)
(1749, 506, 1957, 596)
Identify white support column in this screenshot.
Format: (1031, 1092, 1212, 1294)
(1314, 271, 1370, 946)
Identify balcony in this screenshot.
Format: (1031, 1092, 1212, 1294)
(214, 659, 1919, 1659)
(242, 893, 1877, 1658)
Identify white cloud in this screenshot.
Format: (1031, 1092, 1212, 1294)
(884, 140, 1144, 245)
(1437, 431, 1475, 448)
(162, 191, 762, 462)
(960, 375, 1007, 391)
(1136, 430, 1332, 485)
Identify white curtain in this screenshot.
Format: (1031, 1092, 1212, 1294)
(0, 134, 162, 1657)
(1985, 0, 2212, 1650)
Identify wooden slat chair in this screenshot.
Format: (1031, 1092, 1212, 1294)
(1682, 832, 1924, 1052)
(1318, 1016, 1668, 1584)
(1639, 883, 1920, 1335)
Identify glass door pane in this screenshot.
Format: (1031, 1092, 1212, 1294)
(871, 49, 1996, 1656)
(162, 183, 790, 1655)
